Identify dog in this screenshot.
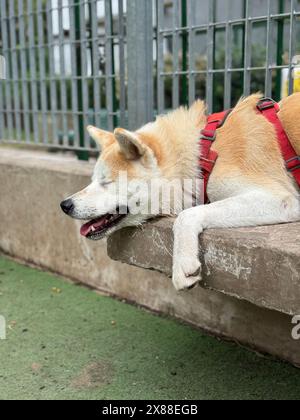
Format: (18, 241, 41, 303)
(61, 93, 300, 291)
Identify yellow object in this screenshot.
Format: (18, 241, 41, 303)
(282, 67, 300, 98)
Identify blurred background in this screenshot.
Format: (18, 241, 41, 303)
(0, 0, 300, 159)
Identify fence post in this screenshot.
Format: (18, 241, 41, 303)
(74, 0, 89, 161)
(127, 0, 154, 130)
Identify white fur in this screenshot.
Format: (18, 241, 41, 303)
(172, 187, 300, 290)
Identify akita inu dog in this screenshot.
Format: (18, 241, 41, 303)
(61, 93, 300, 291)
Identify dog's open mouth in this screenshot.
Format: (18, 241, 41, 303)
(80, 207, 129, 239)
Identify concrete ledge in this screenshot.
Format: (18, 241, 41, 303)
(1, 147, 300, 366)
(108, 220, 300, 316)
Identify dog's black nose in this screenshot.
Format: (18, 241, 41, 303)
(60, 199, 74, 215)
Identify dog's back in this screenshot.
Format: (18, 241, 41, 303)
(208, 93, 300, 199)
(279, 93, 300, 155)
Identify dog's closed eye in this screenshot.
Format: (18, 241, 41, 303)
(101, 180, 113, 187)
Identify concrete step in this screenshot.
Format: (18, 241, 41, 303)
(108, 219, 300, 316)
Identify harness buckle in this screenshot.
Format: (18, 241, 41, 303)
(257, 98, 277, 112)
(200, 129, 216, 141)
(286, 156, 300, 172)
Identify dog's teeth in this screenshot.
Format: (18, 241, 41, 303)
(91, 226, 96, 232)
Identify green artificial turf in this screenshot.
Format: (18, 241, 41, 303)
(0, 255, 299, 400)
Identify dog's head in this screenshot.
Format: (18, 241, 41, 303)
(60, 102, 205, 240)
(60, 125, 164, 240)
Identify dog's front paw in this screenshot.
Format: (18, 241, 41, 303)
(172, 208, 203, 291)
(172, 256, 202, 291)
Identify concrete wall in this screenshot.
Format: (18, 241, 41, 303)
(108, 220, 300, 316)
(0, 148, 147, 290)
(0, 148, 299, 366)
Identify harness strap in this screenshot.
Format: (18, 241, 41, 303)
(256, 98, 300, 186)
(199, 110, 232, 204)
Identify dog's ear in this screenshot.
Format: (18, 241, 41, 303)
(114, 128, 148, 160)
(87, 126, 114, 150)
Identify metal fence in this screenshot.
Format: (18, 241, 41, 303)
(0, 0, 300, 159)
(0, 0, 127, 158)
(155, 0, 300, 113)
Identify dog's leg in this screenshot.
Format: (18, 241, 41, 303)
(172, 189, 300, 291)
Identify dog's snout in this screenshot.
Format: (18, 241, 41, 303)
(60, 199, 75, 215)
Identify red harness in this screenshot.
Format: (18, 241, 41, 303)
(199, 97, 300, 204)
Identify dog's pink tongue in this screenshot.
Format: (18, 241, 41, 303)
(80, 217, 107, 237)
(80, 221, 94, 237)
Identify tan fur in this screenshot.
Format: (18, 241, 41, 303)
(91, 93, 300, 198)
(138, 100, 206, 180)
(100, 142, 138, 180)
(92, 99, 206, 181)
(210, 93, 300, 197)
(87, 126, 115, 149)
(210, 95, 289, 194)
(279, 93, 300, 154)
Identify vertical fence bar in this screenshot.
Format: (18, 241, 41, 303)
(224, 9, 233, 109)
(104, 0, 115, 131)
(18, 0, 31, 143)
(80, 0, 90, 147)
(0, 14, 4, 139)
(288, 0, 296, 95)
(243, 0, 252, 96)
(172, 0, 180, 109)
(28, 0, 39, 143)
(188, 0, 196, 105)
(118, 0, 126, 127)
(0, 76, 3, 140)
(265, 0, 275, 97)
(90, 0, 101, 130)
(127, 0, 153, 129)
(74, 0, 88, 160)
(58, 0, 69, 145)
(0, 9, 4, 139)
(156, 0, 165, 114)
(37, 0, 49, 144)
(47, 0, 59, 144)
(69, 0, 80, 149)
(275, 0, 284, 101)
(181, 0, 188, 105)
(0, 55, 4, 139)
(206, 0, 215, 113)
(75, 0, 89, 156)
(8, 1, 22, 142)
(0, 0, 14, 140)
(0, 49, 4, 139)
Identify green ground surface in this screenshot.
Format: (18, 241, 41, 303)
(0, 255, 300, 400)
